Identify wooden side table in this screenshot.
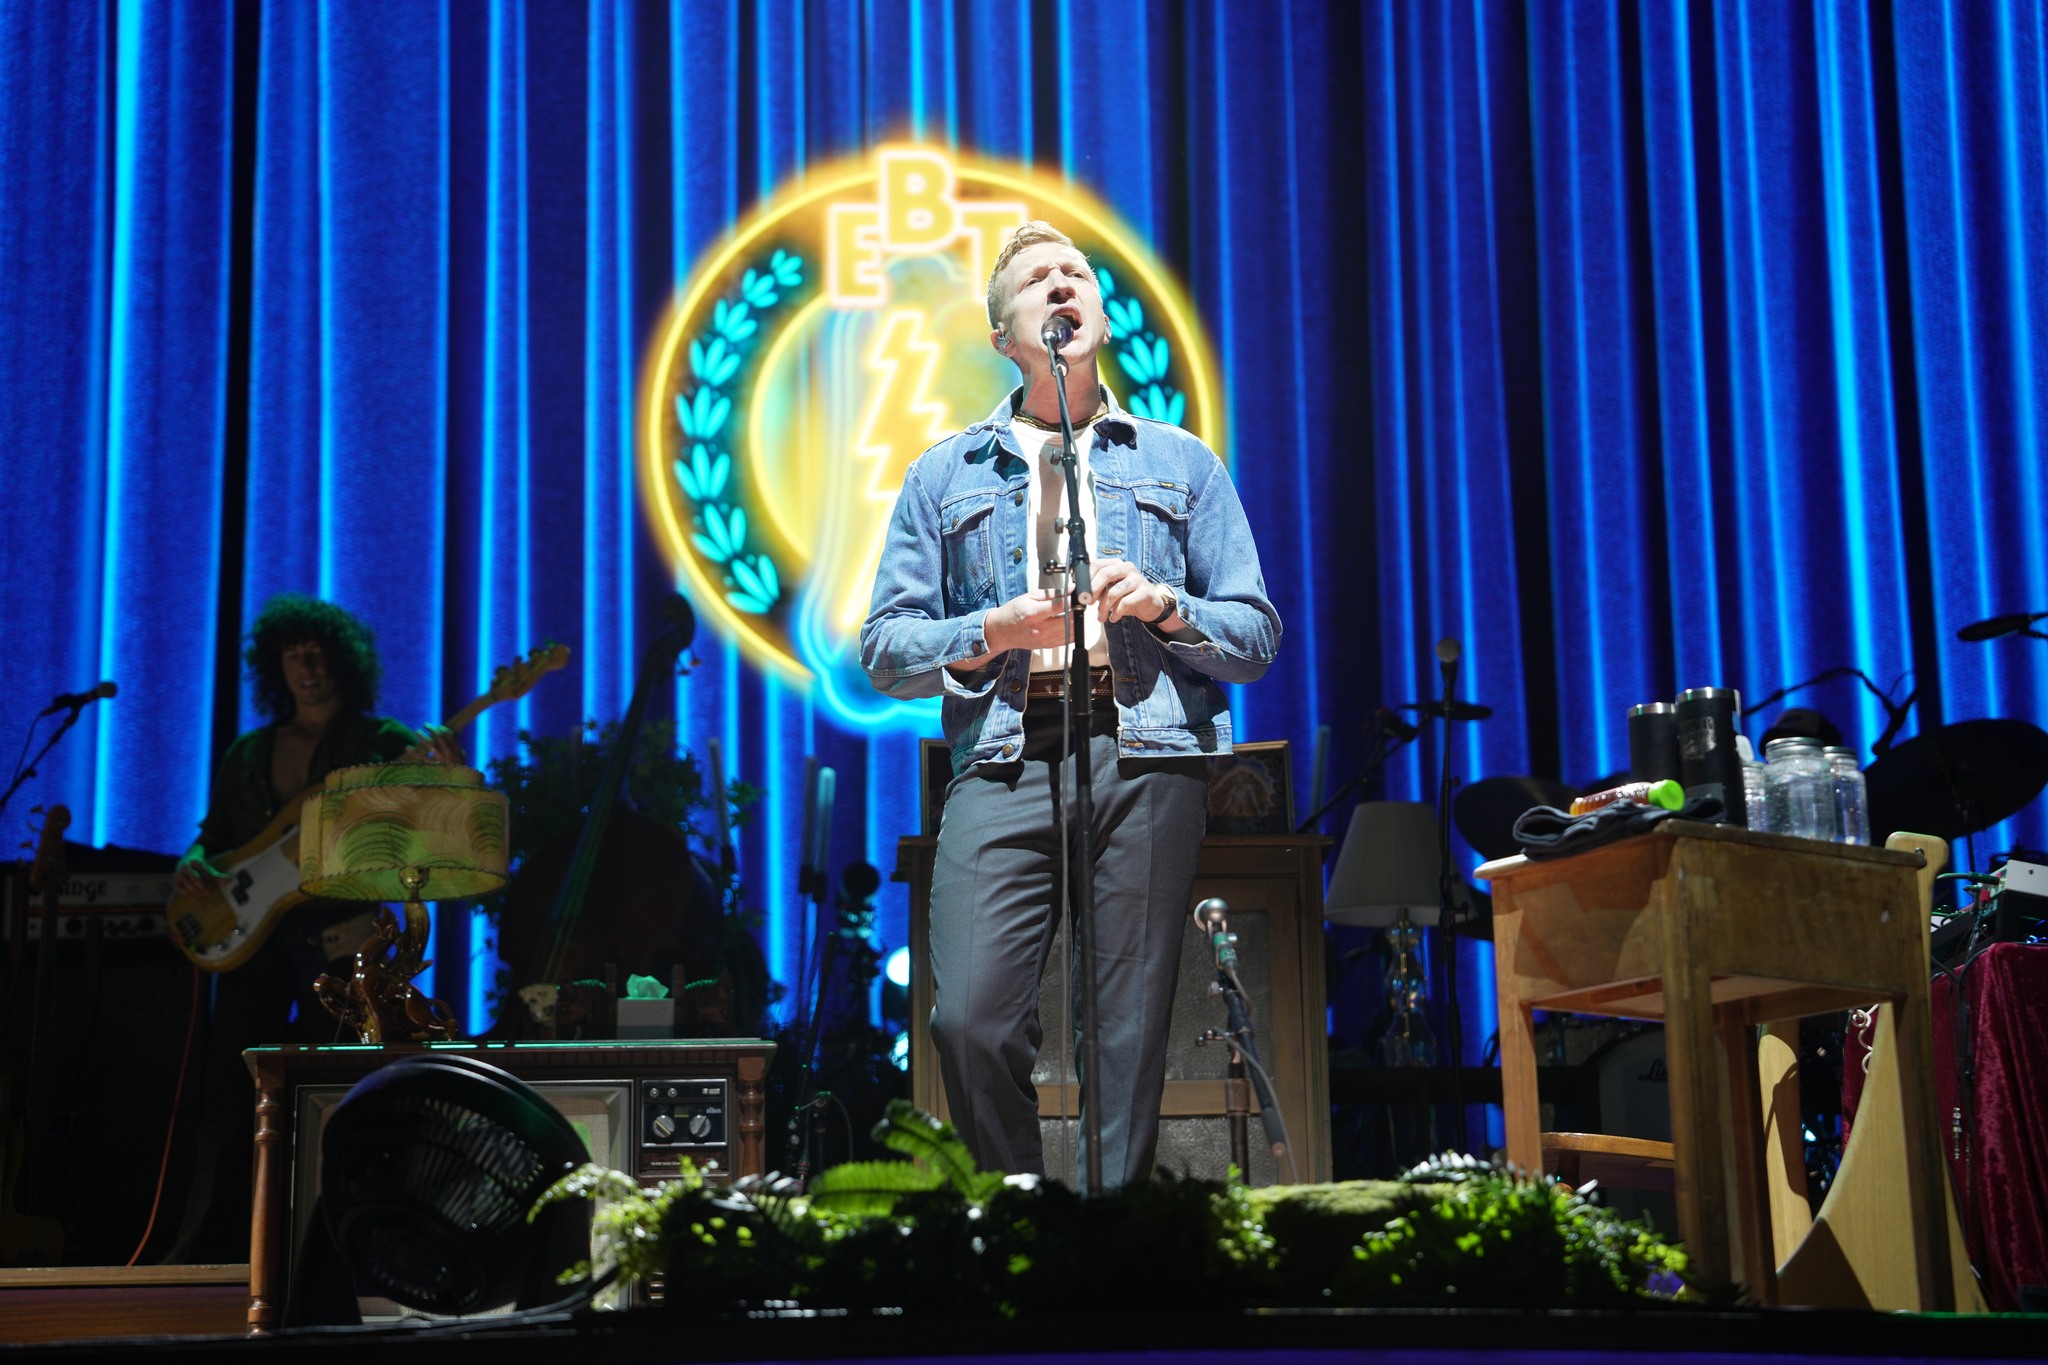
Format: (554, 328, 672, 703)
(241, 1038, 773, 1334)
(1477, 821, 1949, 1308)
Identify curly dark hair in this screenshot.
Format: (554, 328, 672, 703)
(244, 594, 382, 722)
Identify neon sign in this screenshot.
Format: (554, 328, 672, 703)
(642, 147, 1221, 728)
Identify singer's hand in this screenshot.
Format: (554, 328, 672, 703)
(174, 849, 226, 898)
(1083, 559, 1178, 628)
(980, 589, 1074, 655)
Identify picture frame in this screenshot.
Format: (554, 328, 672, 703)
(1205, 740, 1293, 836)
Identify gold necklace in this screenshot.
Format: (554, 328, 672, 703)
(1013, 403, 1104, 433)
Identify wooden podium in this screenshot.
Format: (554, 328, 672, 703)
(894, 833, 1331, 1185)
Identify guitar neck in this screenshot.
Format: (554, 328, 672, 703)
(439, 690, 501, 740)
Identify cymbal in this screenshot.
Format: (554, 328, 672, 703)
(1454, 775, 1577, 862)
(1863, 719, 2048, 841)
(1402, 700, 1494, 722)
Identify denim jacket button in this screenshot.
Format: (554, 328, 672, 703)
(1010, 547, 1023, 564)
(1012, 492, 1024, 505)
(1008, 680, 1023, 693)
(1001, 743, 1016, 757)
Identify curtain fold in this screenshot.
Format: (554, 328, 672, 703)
(3, 0, 2044, 1040)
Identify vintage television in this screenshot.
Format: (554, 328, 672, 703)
(248, 1039, 773, 1326)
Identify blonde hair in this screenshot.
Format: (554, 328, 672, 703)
(985, 221, 1082, 332)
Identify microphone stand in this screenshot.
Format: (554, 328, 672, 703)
(1048, 329, 1105, 1196)
(1434, 648, 1469, 1154)
(1745, 665, 1919, 756)
(1, 702, 99, 824)
(1194, 900, 1293, 1184)
(1295, 711, 1416, 833)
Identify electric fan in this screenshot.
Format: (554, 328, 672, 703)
(284, 1053, 593, 1326)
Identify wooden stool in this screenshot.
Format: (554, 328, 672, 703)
(1478, 821, 1951, 1307)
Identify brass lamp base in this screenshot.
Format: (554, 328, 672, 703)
(314, 868, 458, 1043)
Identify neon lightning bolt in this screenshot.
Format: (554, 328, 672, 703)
(840, 309, 952, 630)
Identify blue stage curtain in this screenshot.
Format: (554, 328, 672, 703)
(3, 0, 2044, 1046)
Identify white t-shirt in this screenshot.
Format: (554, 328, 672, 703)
(1009, 417, 1112, 673)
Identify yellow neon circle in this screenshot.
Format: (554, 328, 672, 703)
(640, 146, 1224, 686)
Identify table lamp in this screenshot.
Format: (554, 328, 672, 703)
(298, 762, 510, 1043)
(1325, 801, 1441, 1066)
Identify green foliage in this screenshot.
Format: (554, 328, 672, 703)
(870, 1102, 1007, 1204)
(1325, 1153, 1693, 1308)
(531, 1160, 706, 1292)
(534, 1106, 1695, 1315)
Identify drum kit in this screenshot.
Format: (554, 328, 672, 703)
(1438, 612, 2048, 861)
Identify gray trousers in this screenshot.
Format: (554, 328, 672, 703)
(927, 697, 1208, 1186)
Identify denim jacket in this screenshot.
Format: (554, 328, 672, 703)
(861, 390, 1281, 774)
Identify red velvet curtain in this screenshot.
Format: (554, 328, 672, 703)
(1846, 944, 2048, 1311)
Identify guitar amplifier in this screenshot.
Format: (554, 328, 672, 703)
(1, 868, 174, 942)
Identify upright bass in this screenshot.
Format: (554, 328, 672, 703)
(495, 596, 734, 1037)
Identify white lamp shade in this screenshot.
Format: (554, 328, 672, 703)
(1325, 801, 1444, 927)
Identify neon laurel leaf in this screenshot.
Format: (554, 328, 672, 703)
(705, 448, 731, 498)
(713, 298, 757, 342)
(1096, 264, 1116, 298)
(755, 554, 779, 598)
(730, 556, 779, 612)
(691, 390, 731, 438)
(741, 268, 778, 309)
(700, 508, 736, 559)
(1108, 297, 1142, 335)
(724, 505, 748, 551)
(675, 457, 704, 502)
(1164, 388, 1187, 426)
(1149, 335, 1170, 378)
(1118, 345, 1157, 386)
(692, 530, 730, 563)
(770, 249, 803, 286)
(710, 348, 741, 386)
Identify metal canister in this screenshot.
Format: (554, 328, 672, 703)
(1627, 702, 1682, 785)
(1675, 686, 1746, 826)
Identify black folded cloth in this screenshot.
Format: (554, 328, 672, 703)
(1511, 794, 1725, 860)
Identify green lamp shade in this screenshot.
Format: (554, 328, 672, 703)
(298, 762, 510, 901)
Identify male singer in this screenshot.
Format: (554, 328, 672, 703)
(861, 222, 1280, 1185)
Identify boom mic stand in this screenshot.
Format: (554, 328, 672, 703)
(1296, 709, 1419, 833)
(1047, 320, 1105, 1196)
(1, 689, 114, 823)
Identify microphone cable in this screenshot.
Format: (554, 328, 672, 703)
(128, 963, 203, 1266)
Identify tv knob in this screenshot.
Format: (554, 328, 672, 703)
(651, 1111, 677, 1141)
(687, 1111, 712, 1139)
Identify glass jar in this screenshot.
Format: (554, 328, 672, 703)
(1743, 757, 1767, 830)
(1824, 746, 1870, 845)
(1763, 737, 1838, 840)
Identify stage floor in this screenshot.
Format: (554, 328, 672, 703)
(0, 1304, 2042, 1364)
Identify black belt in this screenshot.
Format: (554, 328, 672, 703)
(1026, 666, 1112, 699)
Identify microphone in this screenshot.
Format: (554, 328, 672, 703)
(1041, 316, 1074, 353)
(40, 681, 117, 717)
(1376, 707, 1418, 743)
(1193, 897, 1238, 973)
(1958, 611, 2047, 642)
(1435, 636, 1461, 682)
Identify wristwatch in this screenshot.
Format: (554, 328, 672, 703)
(1149, 584, 1179, 626)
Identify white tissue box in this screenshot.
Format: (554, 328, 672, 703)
(616, 997, 675, 1039)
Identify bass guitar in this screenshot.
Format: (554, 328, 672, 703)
(165, 643, 568, 972)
